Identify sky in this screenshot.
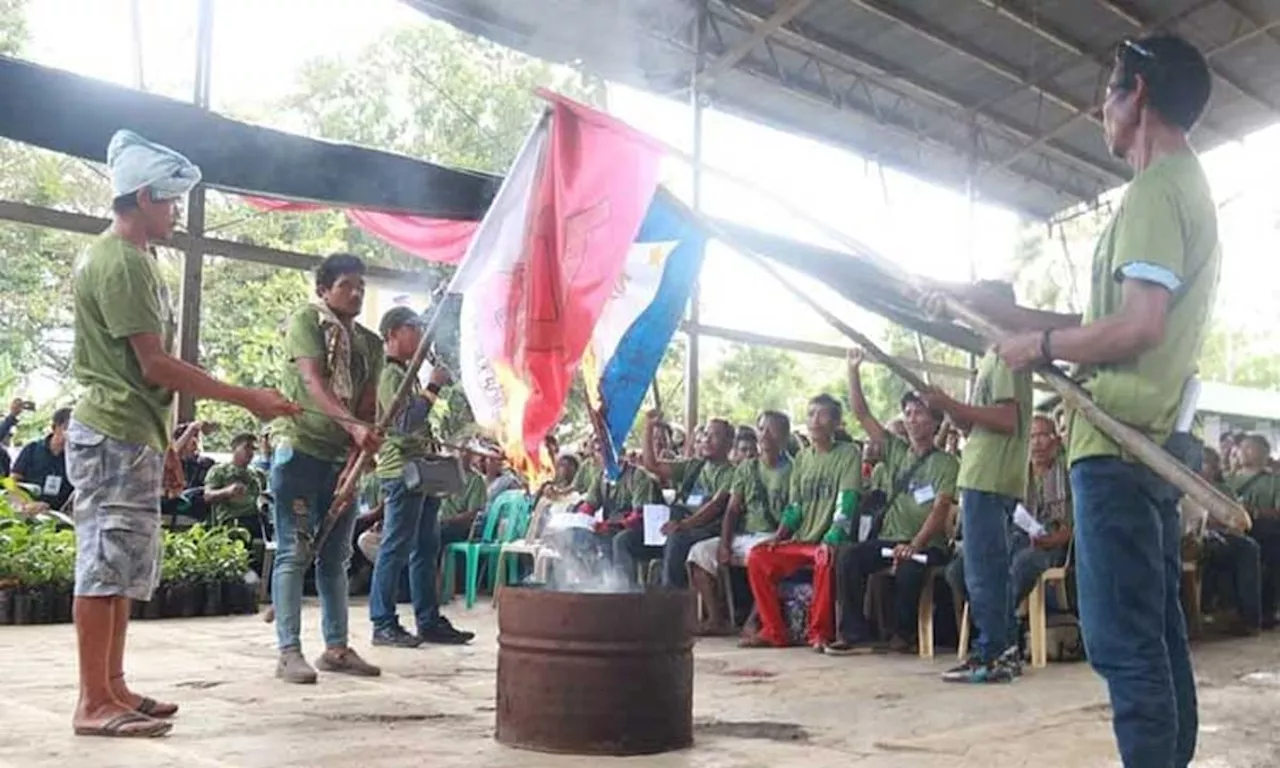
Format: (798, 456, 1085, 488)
(21, 0, 1280, 361)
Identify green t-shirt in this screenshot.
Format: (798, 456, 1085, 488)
(787, 442, 862, 544)
(670, 458, 736, 507)
(204, 461, 264, 525)
(586, 464, 648, 518)
(869, 462, 888, 493)
(732, 456, 792, 535)
(71, 233, 176, 453)
(440, 470, 487, 520)
(271, 305, 382, 463)
(957, 350, 1032, 499)
(375, 361, 434, 480)
(1225, 471, 1280, 513)
(572, 460, 601, 495)
(1069, 152, 1220, 465)
(878, 434, 958, 549)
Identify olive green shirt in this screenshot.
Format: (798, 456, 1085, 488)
(71, 233, 176, 453)
(586, 464, 652, 519)
(732, 456, 792, 535)
(572, 460, 601, 495)
(1226, 470, 1280, 514)
(375, 361, 434, 480)
(957, 350, 1033, 499)
(787, 442, 862, 544)
(204, 461, 264, 525)
(271, 305, 382, 463)
(878, 434, 958, 549)
(1069, 152, 1220, 465)
(670, 458, 736, 507)
(440, 470, 487, 520)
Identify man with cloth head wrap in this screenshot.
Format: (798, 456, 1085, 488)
(66, 130, 298, 739)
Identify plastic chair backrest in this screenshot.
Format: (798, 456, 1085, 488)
(483, 490, 529, 544)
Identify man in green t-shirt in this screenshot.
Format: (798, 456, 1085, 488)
(917, 281, 1033, 683)
(269, 254, 385, 684)
(204, 433, 265, 534)
(687, 411, 792, 635)
(743, 395, 862, 649)
(613, 414, 736, 588)
(828, 353, 957, 656)
(950, 37, 1216, 765)
(66, 130, 296, 739)
(366, 307, 473, 649)
(1226, 434, 1280, 628)
(441, 454, 488, 545)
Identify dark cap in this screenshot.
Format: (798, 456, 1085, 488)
(379, 306, 425, 339)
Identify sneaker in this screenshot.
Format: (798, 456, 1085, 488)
(886, 634, 915, 655)
(942, 658, 1014, 684)
(997, 646, 1024, 678)
(372, 625, 423, 648)
(418, 616, 475, 645)
(315, 647, 382, 677)
(276, 649, 318, 685)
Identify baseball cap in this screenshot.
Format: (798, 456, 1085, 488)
(379, 306, 425, 339)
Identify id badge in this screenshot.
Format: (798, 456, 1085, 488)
(912, 484, 936, 505)
(43, 475, 63, 497)
(687, 494, 706, 507)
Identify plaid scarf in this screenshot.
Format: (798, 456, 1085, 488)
(311, 300, 354, 403)
(1028, 455, 1070, 530)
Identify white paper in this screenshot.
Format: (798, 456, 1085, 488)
(879, 547, 928, 565)
(643, 504, 671, 546)
(1013, 504, 1048, 539)
(858, 515, 873, 543)
(912, 485, 936, 505)
(1174, 377, 1201, 433)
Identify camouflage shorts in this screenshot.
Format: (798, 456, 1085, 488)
(65, 419, 164, 601)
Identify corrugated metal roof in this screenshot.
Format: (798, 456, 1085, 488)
(406, 0, 1280, 220)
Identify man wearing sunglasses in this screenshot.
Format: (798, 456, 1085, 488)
(934, 35, 1216, 768)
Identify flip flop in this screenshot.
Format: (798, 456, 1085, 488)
(136, 696, 179, 719)
(73, 711, 173, 739)
(737, 634, 781, 649)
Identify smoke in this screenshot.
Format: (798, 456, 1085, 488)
(532, 531, 641, 594)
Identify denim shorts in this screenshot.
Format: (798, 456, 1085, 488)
(65, 419, 164, 601)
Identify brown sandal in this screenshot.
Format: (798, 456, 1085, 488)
(73, 711, 173, 739)
(136, 696, 179, 719)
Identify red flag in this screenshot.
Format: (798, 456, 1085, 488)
(454, 93, 663, 468)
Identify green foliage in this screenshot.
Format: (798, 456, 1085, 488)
(0, 511, 75, 589)
(159, 524, 250, 585)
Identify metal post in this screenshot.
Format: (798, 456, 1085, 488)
(175, 0, 213, 424)
(684, 1, 707, 443)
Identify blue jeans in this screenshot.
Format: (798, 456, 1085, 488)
(269, 445, 357, 652)
(369, 479, 443, 632)
(959, 489, 1017, 663)
(1072, 457, 1196, 768)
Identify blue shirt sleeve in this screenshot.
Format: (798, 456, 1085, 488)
(0, 414, 17, 445)
(1117, 261, 1182, 293)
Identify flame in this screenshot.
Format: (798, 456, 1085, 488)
(492, 361, 555, 487)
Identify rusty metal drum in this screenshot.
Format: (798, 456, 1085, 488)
(495, 586, 697, 755)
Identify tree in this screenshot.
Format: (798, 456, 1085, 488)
(189, 21, 602, 449)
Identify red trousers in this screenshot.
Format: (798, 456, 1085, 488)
(746, 542, 835, 647)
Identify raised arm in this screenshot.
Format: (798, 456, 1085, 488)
(846, 349, 886, 446)
(641, 410, 676, 487)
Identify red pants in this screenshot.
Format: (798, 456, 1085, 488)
(746, 542, 835, 647)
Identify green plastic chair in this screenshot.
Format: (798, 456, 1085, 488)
(442, 490, 531, 609)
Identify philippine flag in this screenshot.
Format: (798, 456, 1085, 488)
(582, 188, 708, 479)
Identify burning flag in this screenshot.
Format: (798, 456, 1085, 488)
(580, 189, 708, 479)
(452, 93, 664, 471)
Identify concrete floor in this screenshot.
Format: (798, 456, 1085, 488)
(1, 601, 1278, 768)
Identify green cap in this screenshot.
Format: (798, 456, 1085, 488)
(379, 306, 424, 339)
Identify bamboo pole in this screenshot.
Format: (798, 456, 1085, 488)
(657, 190, 1249, 531)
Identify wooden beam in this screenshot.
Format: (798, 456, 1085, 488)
(682, 321, 976, 380)
(0, 55, 499, 217)
(0, 200, 432, 287)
